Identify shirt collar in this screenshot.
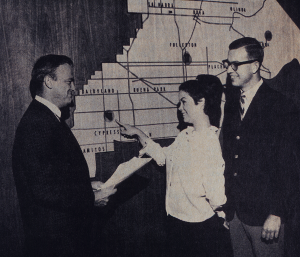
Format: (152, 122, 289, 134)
(35, 95, 61, 119)
(240, 79, 263, 100)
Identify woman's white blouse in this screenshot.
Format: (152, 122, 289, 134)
(140, 126, 226, 222)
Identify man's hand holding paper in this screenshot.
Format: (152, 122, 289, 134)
(92, 181, 117, 207)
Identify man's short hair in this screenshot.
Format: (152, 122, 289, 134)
(30, 54, 73, 98)
(229, 37, 264, 65)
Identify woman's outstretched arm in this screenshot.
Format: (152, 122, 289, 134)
(116, 120, 166, 165)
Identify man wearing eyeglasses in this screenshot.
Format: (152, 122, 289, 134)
(221, 37, 299, 257)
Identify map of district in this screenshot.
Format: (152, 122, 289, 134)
(71, 0, 300, 177)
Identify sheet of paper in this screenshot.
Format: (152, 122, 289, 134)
(101, 157, 152, 189)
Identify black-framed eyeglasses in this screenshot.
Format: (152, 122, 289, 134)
(222, 59, 259, 71)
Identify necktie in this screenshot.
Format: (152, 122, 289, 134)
(240, 93, 246, 116)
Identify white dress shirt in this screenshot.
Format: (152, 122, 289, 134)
(240, 79, 263, 119)
(35, 95, 61, 121)
(140, 126, 226, 223)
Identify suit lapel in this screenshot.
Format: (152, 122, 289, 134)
(240, 82, 269, 127)
(32, 100, 83, 155)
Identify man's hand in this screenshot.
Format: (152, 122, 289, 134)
(94, 197, 109, 207)
(261, 214, 281, 240)
(94, 186, 117, 207)
(91, 181, 104, 191)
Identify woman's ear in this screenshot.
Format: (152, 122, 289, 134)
(197, 98, 205, 108)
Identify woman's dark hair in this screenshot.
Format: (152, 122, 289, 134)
(30, 54, 73, 98)
(179, 75, 223, 127)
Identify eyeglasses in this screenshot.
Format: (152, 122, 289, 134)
(222, 59, 259, 71)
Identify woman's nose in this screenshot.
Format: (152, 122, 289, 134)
(178, 102, 182, 111)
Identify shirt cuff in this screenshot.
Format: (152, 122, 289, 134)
(139, 139, 165, 166)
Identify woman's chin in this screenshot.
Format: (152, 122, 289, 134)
(183, 118, 190, 123)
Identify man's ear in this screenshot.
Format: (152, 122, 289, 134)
(44, 75, 53, 89)
(252, 61, 260, 74)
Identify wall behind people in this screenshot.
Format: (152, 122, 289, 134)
(0, 0, 141, 256)
(1, 0, 300, 256)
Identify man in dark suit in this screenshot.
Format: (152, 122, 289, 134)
(222, 37, 299, 256)
(12, 55, 116, 257)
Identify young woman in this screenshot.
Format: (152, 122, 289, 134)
(116, 75, 232, 257)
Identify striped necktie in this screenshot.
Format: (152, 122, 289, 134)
(240, 93, 246, 116)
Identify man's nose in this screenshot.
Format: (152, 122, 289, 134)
(71, 81, 75, 90)
(227, 65, 235, 73)
(70, 82, 78, 96)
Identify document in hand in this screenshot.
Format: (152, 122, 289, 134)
(101, 157, 152, 189)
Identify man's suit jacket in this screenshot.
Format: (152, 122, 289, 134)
(12, 100, 95, 256)
(222, 82, 299, 226)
